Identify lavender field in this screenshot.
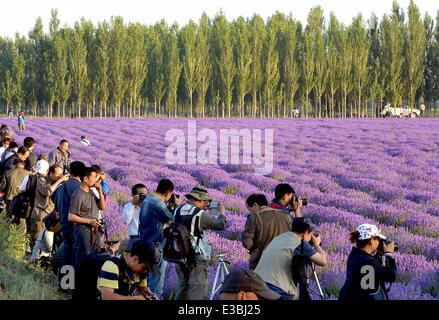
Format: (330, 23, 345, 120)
(3, 117, 439, 300)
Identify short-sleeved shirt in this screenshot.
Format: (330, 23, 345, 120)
(293, 240, 317, 258)
(255, 232, 315, 298)
(54, 178, 81, 224)
(69, 187, 100, 220)
(139, 193, 174, 246)
(97, 253, 147, 296)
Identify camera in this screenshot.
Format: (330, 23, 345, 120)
(379, 238, 399, 253)
(97, 219, 107, 234)
(138, 193, 147, 201)
(290, 195, 308, 208)
(167, 193, 180, 211)
(169, 193, 180, 203)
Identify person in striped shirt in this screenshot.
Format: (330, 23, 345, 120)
(97, 240, 158, 300)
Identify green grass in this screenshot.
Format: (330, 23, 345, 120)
(223, 185, 239, 195)
(111, 192, 129, 205)
(0, 214, 66, 300)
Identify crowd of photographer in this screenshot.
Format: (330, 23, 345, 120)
(0, 123, 398, 301)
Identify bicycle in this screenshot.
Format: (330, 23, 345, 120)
(209, 254, 231, 300)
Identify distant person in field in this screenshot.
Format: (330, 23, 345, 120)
(68, 166, 106, 268)
(122, 183, 148, 250)
(18, 111, 26, 130)
(241, 194, 292, 270)
(80, 136, 91, 146)
(49, 139, 71, 174)
(53, 161, 86, 267)
(255, 217, 327, 300)
(30, 163, 68, 249)
(270, 183, 303, 217)
(8, 107, 14, 118)
(23, 137, 38, 172)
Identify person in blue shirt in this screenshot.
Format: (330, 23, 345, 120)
(53, 161, 86, 267)
(18, 111, 26, 131)
(139, 178, 181, 299)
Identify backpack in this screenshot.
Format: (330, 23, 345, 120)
(163, 205, 202, 267)
(291, 240, 313, 301)
(9, 174, 38, 219)
(72, 253, 125, 301)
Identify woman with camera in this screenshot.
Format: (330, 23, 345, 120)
(339, 224, 397, 300)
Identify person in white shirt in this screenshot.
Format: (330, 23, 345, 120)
(122, 183, 148, 250)
(80, 136, 91, 146)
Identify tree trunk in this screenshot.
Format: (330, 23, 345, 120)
(189, 93, 193, 118)
(305, 92, 309, 119)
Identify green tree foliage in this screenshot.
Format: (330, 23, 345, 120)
(351, 14, 370, 117)
(0, 6, 438, 118)
(212, 11, 235, 118)
(381, 2, 405, 107)
(406, 0, 427, 112)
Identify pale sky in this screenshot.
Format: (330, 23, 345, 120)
(0, 0, 438, 38)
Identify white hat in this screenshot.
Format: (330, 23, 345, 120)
(35, 160, 50, 175)
(357, 224, 386, 240)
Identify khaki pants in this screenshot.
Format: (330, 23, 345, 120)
(175, 260, 209, 300)
(30, 217, 46, 245)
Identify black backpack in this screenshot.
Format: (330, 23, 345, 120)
(291, 240, 313, 301)
(9, 174, 38, 219)
(72, 253, 126, 301)
(163, 205, 202, 267)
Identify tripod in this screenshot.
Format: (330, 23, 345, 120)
(209, 254, 231, 300)
(306, 263, 326, 300)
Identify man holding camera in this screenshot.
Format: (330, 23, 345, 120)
(30, 162, 69, 248)
(255, 217, 327, 300)
(139, 178, 181, 299)
(339, 224, 397, 300)
(68, 166, 106, 268)
(174, 186, 227, 300)
(53, 161, 86, 267)
(73, 241, 157, 300)
(122, 183, 148, 250)
(270, 183, 304, 218)
(242, 194, 292, 270)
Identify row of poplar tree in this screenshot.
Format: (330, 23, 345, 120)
(0, 0, 438, 118)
